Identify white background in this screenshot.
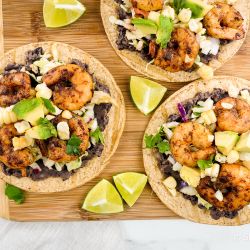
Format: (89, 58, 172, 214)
(0, 219, 249, 250)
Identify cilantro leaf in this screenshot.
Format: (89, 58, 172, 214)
(157, 141, 170, 153)
(5, 184, 25, 204)
(144, 127, 170, 153)
(197, 155, 215, 170)
(66, 135, 82, 155)
(41, 98, 56, 113)
(90, 127, 104, 144)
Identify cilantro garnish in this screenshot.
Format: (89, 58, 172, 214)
(90, 127, 104, 144)
(66, 135, 82, 155)
(197, 155, 215, 170)
(41, 98, 56, 113)
(5, 184, 25, 204)
(144, 127, 170, 153)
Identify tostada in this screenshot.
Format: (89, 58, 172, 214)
(101, 0, 249, 82)
(143, 76, 250, 225)
(0, 42, 125, 192)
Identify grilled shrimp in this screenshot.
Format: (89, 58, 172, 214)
(170, 122, 216, 168)
(42, 64, 94, 111)
(0, 124, 35, 175)
(0, 72, 35, 107)
(197, 164, 250, 211)
(215, 97, 250, 133)
(153, 28, 199, 72)
(37, 115, 89, 163)
(203, 3, 245, 40)
(130, 0, 163, 11)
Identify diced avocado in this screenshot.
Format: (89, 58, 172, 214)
(215, 131, 239, 156)
(156, 15, 173, 48)
(13, 98, 45, 125)
(66, 158, 82, 172)
(173, 0, 207, 18)
(25, 118, 57, 140)
(180, 166, 200, 187)
(131, 18, 158, 36)
(196, 194, 212, 209)
(235, 131, 250, 152)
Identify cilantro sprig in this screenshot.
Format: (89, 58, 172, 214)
(66, 135, 82, 155)
(197, 155, 215, 170)
(144, 127, 170, 153)
(41, 98, 56, 113)
(90, 127, 104, 145)
(5, 184, 25, 204)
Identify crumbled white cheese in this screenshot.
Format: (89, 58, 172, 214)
(165, 122, 179, 128)
(221, 102, 234, 109)
(215, 153, 227, 163)
(42, 157, 55, 169)
(180, 186, 198, 196)
(188, 19, 203, 33)
(162, 6, 175, 20)
(45, 115, 55, 121)
(228, 85, 240, 98)
(89, 118, 98, 132)
(178, 8, 192, 23)
(0, 106, 18, 126)
(30, 162, 42, 171)
(57, 122, 70, 140)
(172, 162, 182, 172)
(14, 121, 31, 134)
(35, 83, 52, 99)
(215, 190, 224, 201)
(62, 110, 73, 119)
(91, 91, 116, 106)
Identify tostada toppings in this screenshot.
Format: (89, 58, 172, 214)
(0, 43, 125, 192)
(144, 80, 250, 221)
(103, 0, 248, 81)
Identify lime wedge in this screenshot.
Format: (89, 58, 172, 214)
(130, 76, 167, 115)
(82, 179, 123, 214)
(113, 172, 147, 207)
(43, 0, 86, 28)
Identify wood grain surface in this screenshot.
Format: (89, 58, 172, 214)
(0, 0, 250, 221)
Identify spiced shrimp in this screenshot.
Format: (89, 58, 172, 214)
(215, 97, 250, 133)
(42, 64, 94, 111)
(0, 72, 35, 107)
(153, 28, 200, 72)
(203, 3, 245, 40)
(170, 122, 216, 168)
(37, 115, 89, 163)
(197, 164, 250, 211)
(130, 0, 163, 11)
(0, 124, 36, 175)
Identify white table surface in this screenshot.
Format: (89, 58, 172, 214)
(0, 219, 249, 250)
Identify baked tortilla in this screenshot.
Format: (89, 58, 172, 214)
(0, 42, 126, 193)
(143, 76, 250, 225)
(101, 0, 249, 82)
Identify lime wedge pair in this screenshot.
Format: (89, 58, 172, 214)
(43, 0, 86, 28)
(82, 173, 147, 214)
(130, 76, 167, 115)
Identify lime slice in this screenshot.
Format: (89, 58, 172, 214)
(43, 0, 86, 28)
(130, 76, 167, 115)
(113, 172, 147, 207)
(82, 179, 123, 214)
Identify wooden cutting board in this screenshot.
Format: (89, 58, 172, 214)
(0, 0, 250, 221)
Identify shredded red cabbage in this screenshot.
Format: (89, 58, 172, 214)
(177, 103, 187, 122)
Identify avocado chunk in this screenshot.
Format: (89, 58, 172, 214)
(131, 18, 158, 36)
(25, 118, 57, 140)
(173, 0, 207, 18)
(156, 15, 173, 48)
(13, 98, 45, 125)
(215, 131, 239, 156)
(235, 131, 250, 152)
(180, 166, 200, 187)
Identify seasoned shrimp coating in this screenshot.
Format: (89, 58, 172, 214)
(42, 64, 94, 111)
(37, 115, 89, 163)
(215, 97, 250, 133)
(197, 164, 250, 211)
(203, 3, 245, 40)
(0, 124, 35, 174)
(130, 0, 163, 11)
(170, 122, 216, 168)
(154, 28, 199, 72)
(0, 72, 35, 107)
